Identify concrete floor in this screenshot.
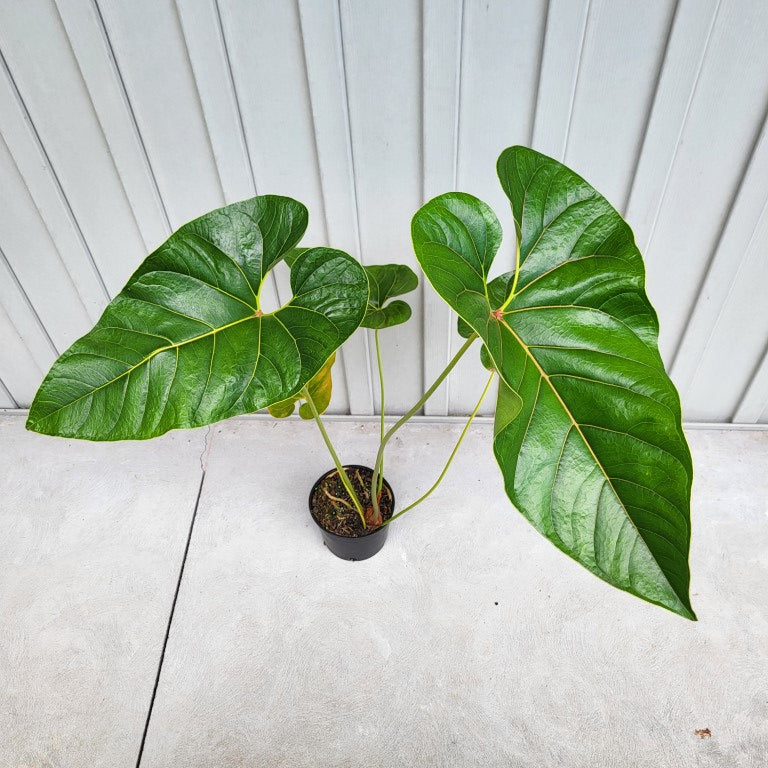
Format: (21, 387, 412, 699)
(1, 412, 767, 767)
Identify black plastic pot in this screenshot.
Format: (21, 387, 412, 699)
(309, 465, 394, 561)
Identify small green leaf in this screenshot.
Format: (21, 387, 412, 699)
(27, 196, 369, 441)
(362, 300, 412, 329)
(413, 147, 695, 620)
(360, 263, 418, 329)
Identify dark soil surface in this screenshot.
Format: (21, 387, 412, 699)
(310, 465, 394, 537)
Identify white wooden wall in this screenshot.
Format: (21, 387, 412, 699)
(1, 0, 767, 422)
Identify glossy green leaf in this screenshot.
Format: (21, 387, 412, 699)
(283, 247, 309, 268)
(27, 196, 369, 441)
(413, 147, 694, 620)
(268, 352, 336, 420)
(360, 263, 418, 329)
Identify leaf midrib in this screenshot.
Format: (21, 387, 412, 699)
(35, 274, 356, 425)
(33, 312, 261, 424)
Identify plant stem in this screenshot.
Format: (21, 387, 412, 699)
(303, 386, 367, 528)
(374, 328, 385, 493)
(499, 235, 521, 313)
(383, 370, 496, 525)
(370, 332, 478, 517)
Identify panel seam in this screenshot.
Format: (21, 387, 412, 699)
(0, 44, 111, 302)
(134, 441, 209, 767)
(90, 0, 172, 238)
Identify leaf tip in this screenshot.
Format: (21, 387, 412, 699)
(680, 604, 698, 622)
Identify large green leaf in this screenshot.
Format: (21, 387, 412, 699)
(412, 147, 694, 620)
(27, 196, 369, 441)
(360, 263, 418, 329)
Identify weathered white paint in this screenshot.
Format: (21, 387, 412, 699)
(0, 0, 147, 296)
(562, 0, 676, 211)
(0, 379, 14, 408)
(673, 114, 768, 421)
(448, 0, 545, 416)
(0, 136, 90, 353)
(56, 0, 172, 251)
(421, 0, 462, 416)
(0, 299, 47, 405)
(338, 0, 425, 414)
(0, 0, 767, 421)
(638, 0, 768, 366)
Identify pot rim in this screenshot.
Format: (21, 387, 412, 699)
(308, 464, 395, 539)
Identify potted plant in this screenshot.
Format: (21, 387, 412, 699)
(26, 146, 695, 620)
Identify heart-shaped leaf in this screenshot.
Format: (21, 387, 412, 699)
(27, 196, 369, 440)
(413, 147, 694, 620)
(360, 263, 418, 329)
(268, 351, 336, 419)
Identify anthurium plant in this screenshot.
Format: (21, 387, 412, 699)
(27, 146, 694, 620)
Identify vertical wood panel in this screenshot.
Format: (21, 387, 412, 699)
(55, 0, 171, 252)
(217, 0, 325, 312)
(421, 0, 463, 416)
(625, 0, 721, 252)
(0, 0, 147, 296)
(172, 0, 280, 384)
(172, 0, 352, 414)
(640, 0, 768, 362)
(338, 0, 423, 414)
(175, 0, 254, 204)
(673, 115, 768, 421)
(0, 135, 91, 350)
(450, 0, 546, 415)
(531, 0, 590, 160)
(458, 0, 546, 267)
(563, 0, 676, 210)
(218, 1, 326, 238)
(297, 0, 372, 415)
(97, 0, 224, 228)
